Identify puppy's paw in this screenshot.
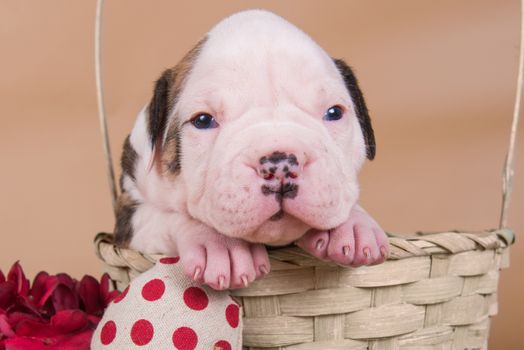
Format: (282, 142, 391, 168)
(296, 205, 389, 267)
(177, 229, 270, 290)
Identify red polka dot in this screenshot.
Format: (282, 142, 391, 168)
(183, 287, 209, 311)
(160, 256, 180, 264)
(141, 279, 165, 301)
(172, 327, 198, 350)
(214, 340, 232, 350)
(225, 304, 240, 328)
(130, 319, 154, 346)
(100, 320, 116, 345)
(113, 286, 129, 304)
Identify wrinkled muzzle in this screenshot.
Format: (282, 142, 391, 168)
(189, 118, 359, 245)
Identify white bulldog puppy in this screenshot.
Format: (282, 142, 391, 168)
(114, 10, 389, 290)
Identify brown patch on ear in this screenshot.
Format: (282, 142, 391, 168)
(114, 192, 139, 247)
(333, 58, 376, 160)
(147, 37, 207, 176)
(148, 68, 174, 158)
(119, 135, 138, 189)
(161, 122, 182, 175)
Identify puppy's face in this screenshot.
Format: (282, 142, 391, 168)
(144, 11, 375, 245)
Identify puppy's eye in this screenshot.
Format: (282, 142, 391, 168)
(190, 113, 219, 129)
(323, 105, 344, 121)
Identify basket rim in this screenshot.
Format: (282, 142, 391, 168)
(94, 229, 514, 272)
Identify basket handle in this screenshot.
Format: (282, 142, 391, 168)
(94, 0, 521, 226)
(95, 0, 118, 215)
(499, 0, 523, 229)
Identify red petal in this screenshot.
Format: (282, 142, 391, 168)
(76, 276, 102, 316)
(6, 311, 41, 331)
(14, 318, 49, 337)
(53, 329, 93, 350)
(37, 277, 60, 308)
(3, 336, 49, 350)
(7, 263, 29, 298)
(14, 311, 87, 338)
(50, 329, 93, 350)
(50, 310, 88, 334)
(55, 274, 76, 291)
(86, 315, 101, 327)
(7, 296, 42, 320)
(101, 274, 120, 308)
(29, 272, 49, 307)
(0, 282, 16, 310)
(0, 313, 15, 337)
(99, 274, 114, 305)
(106, 290, 120, 305)
(87, 315, 102, 328)
(0, 270, 5, 284)
(51, 285, 78, 312)
(5, 328, 93, 350)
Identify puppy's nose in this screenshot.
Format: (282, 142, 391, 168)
(257, 151, 300, 181)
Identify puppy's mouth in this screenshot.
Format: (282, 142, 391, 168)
(264, 182, 298, 221)
(269, 208, 285, 221)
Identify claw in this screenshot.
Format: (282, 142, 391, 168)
(218, 275, 226, 290)
(343, 245, 351, 256)
(241, 275, 249, 287)
(260, 265, 269, 275)
(316, 239, 325, 251)
(363, 247, 371, 258)
(193, 267, 201, 281)
(380, 246, 388, 258)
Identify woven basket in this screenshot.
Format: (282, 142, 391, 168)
(95, 229, 514, 349)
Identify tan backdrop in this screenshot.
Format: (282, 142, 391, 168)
(1, 0, 522, 348)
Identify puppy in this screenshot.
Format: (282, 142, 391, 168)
(114, 10, 389, 290)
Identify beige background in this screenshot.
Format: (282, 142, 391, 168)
(1, 0, 522, 348)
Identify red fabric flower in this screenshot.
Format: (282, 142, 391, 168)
(0, 262, 119, 350)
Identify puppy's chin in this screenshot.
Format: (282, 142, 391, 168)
(225, 214, 310, 245)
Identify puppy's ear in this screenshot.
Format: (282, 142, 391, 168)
(333, 59, 376, 160)
(147, 68, 175, 157)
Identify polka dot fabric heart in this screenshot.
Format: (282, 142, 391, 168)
(91, 257, 242, 349)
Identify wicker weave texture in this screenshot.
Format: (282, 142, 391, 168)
(95, 229, 514, 350)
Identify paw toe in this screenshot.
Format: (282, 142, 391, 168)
(251, 244, 270, 279)
(229, 243, 257, 289)
(326, 227, 355, 266)
(295, 229, 330, 259)
(181, 245, 206, 282)
(203, 243, 231, 290)
(351, 225, 383, 267)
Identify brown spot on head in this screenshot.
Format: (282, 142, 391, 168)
(146, 37, 208, 177)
